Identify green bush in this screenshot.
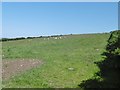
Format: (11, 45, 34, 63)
(78, 30, 120, 88)
(106, 30, 120, 54)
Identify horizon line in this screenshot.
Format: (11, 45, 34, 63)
(1, 31, 112, 39)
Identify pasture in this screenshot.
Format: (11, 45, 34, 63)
(2, 33, 110, 88)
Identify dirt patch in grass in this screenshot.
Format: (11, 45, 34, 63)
(2, 59, 42, 80)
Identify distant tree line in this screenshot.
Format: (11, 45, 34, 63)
(0, 37, 26, 42)
(0, 32, 109, 42)
(0, 34, 64, 42)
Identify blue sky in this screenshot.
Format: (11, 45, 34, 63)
(0, 2, 2, 38)
(2, 2, 118, 38)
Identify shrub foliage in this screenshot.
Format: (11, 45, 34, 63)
(106, 30, 120, 54)
(79, 30, 120, 88)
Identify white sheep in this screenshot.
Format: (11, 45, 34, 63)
(59, 37, 62, 39)
(54, 37, 57, 39)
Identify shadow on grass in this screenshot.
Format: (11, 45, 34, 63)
(78, 52, 120, 89)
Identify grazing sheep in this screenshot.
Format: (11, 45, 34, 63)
(59, 37, 62, 39)
(54, 37, 57, 39)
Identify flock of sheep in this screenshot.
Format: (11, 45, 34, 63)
(43, 36, 66, 40)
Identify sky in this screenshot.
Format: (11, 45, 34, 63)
(0, 2, 2, 38)
(118, 1, 120, 30)
(2, 2, 118, 38)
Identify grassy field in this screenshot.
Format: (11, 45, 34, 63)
(2, 33, 110, 88)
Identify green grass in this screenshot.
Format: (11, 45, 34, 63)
(2, 33, 110, 88)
